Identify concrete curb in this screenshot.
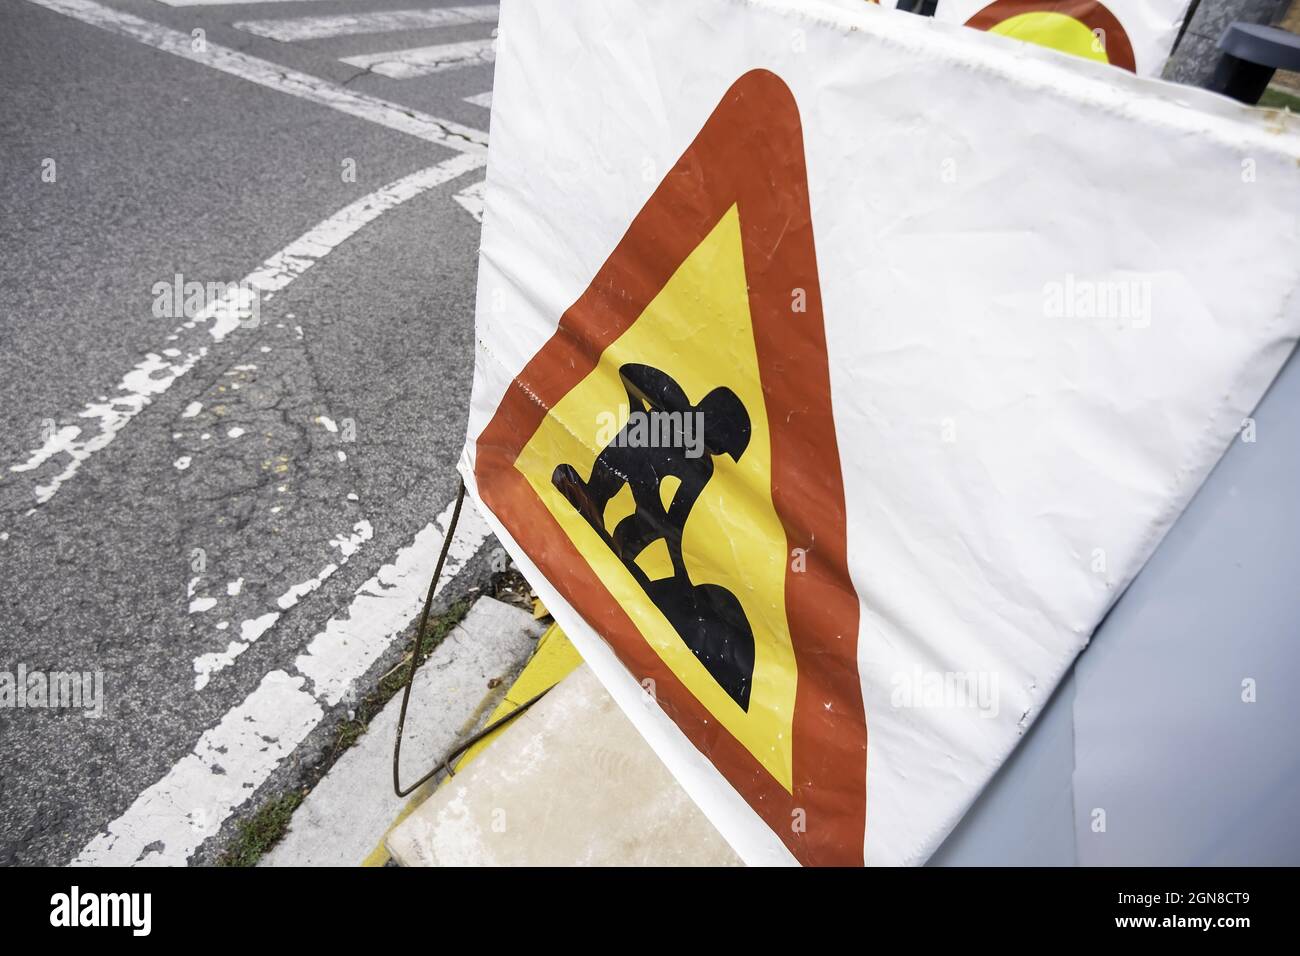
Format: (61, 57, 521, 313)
(261, 596, 544, 867)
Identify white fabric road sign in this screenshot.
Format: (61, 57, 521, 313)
(459, 0, 1300, 865)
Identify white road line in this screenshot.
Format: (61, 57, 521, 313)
(191, 520, 375, 691)
(342, 38, 495, 79)
(464, 91, 493, 109)
(154, 0, 348, 6)
(296, 498, 490, 705)
(5, 154, 484, 521)
(235, 5, 498, 43)
(453, 178, 486, 223)
(24, 0, 488, 152)
(75, 496, 492, 866)
(74, 671, 323, 867)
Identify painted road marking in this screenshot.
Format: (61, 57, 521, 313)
(5, 154, 484, 522)
(235, 5, 498, 43)
(191, 520, 375, 691)
(464, 91, 493, 109)
(154, 0, 347, 6)
(25, 0, 488, 152)
(342, 37, 496, 79)
(453, 178, 486, 223)
(296, 499, 491, 705)
(74, 671, 322, 867)
(74, 495, 491, 866)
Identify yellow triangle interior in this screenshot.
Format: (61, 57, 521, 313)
(514, 204, 797, 792)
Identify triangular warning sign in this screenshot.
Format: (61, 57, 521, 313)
(475, 70, 866, 866)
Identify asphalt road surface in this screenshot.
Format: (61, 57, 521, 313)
(0, 0, 504, 865)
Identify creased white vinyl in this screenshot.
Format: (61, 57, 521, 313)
(460, 0, 1300, 865)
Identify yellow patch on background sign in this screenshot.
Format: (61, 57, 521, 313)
(965, 0, 1136, 71)
(990, 12, 1110, 64)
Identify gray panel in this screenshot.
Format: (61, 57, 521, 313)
(1071, 344, 1300, 866)
(930, 671, 1078, 865)
(933, 345, 1300, 866)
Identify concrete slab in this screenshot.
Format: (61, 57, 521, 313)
(386, 663, 743, 866)
(451, 621, 583, 771)
(262, 597, 544, 866)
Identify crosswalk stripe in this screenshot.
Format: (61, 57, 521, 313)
(155, 0, 342, 6)
(464, 91, 492, 109)
(24, 0, 487, 152)
(342, 37, 495, 79)
(453, 178, 486, 223)
(234, 5, 498, 43)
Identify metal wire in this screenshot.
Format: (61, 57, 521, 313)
(392, 480, 466, 797)
(392, 479, 551, 797)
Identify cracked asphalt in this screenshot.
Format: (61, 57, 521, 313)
(0, 0, 498, 865)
